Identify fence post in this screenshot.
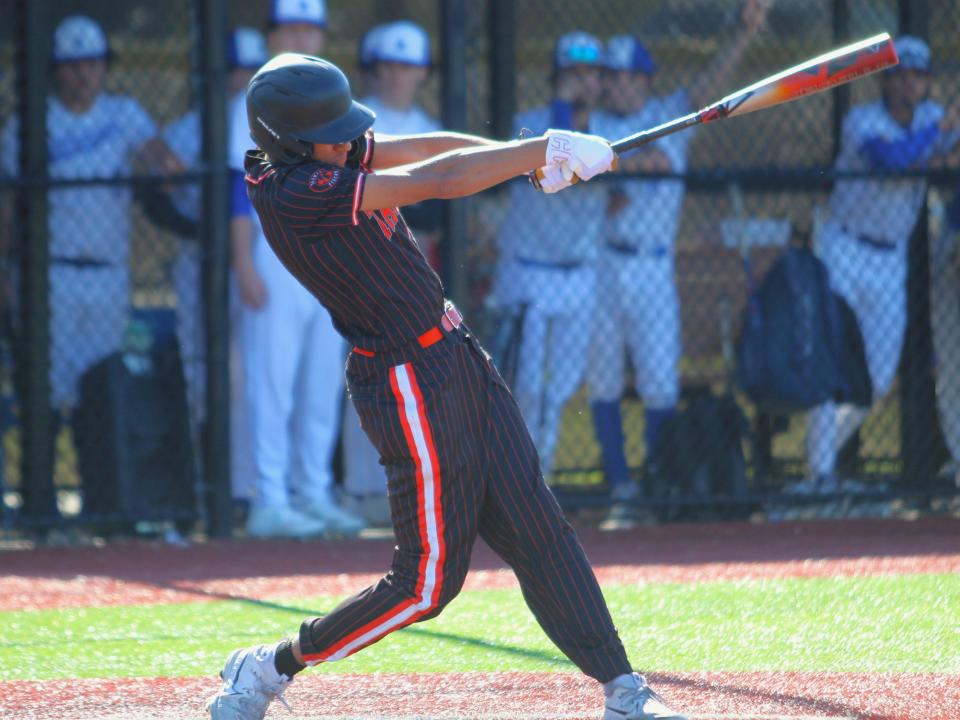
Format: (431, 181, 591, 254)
(830, 0, 849, 160)
(18, 0, 54, 521)
(488, 0, 515, 141)
(197, 0, 233, 537)
(898, 0, 938, 489)
(439, 0, 468, 307)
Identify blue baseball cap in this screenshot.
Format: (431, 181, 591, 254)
(554, 31, 602, 70)
(228, 27, 267, 70)
(371, 21, 431, 68)
(270, 0, 326, 28)
(358, 24, 385, 71)
(893, 35, 931, 72)
(604, 35, 656, 75)
(52, 15, 109, 63)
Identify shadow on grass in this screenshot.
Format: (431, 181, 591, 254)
(655, 671, 886, 720)
(0, 580, 573, 669)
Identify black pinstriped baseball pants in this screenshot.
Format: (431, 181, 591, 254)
(298, 324, 631, 683)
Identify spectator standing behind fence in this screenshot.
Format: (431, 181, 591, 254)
(342, 20, 442, 525)
(355, 24, 384, 97)
(806, 36, 960, 490)
(588, 1, 768, 505)
(227, 0, 365, 538)
(931, 187, 960, 485)
(0, 15, 182, 513)
(161, 27, 266, 506)
(492, 32, 606, 478)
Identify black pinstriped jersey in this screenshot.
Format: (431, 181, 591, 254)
(243, 132, 446, 352)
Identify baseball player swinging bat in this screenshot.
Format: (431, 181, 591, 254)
(533, 32, 898, 188)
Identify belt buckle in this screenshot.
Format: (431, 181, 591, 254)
(441, 306, 463, 333)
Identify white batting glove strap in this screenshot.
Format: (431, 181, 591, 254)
(544, 129, 614, 181)
(537, 163, 574, 194)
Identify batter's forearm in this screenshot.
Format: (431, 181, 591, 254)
(418, 138, 549, 199)
(373, 132, 499, 170)
(361, 138, 549, 210)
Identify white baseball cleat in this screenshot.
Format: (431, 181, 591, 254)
(207, 644, 293, 720)
(301, 501, 367, 536)
(246, 504, 327, 539)
(604, 673, 687, 720)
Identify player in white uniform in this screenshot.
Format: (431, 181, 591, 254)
(806, 36, 960, 487)
(1, 15, 181, 412)
(162, 27, 266, 504)
(494, 32, 606, 477)
(588, 1, 767, 502)
(342, 20, 441, 523)
(931, 189, 960, 484)
(229, 0, 364, 537)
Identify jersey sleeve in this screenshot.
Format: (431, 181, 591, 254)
(273, 162, 366, 229)
(231, 170, 252, 218)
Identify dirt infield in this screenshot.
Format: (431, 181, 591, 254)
(2, 517, 958, 611)
(3, 670, 959, 720)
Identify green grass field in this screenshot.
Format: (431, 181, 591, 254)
(4, 573, 957, 682)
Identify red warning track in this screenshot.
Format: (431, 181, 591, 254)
(1, 518, 958, 611)
(2, 670, 958, 720)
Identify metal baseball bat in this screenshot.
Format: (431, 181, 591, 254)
(533, 32, 898, 189)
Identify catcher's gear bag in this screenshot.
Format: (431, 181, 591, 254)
(735, 245, 871, 413)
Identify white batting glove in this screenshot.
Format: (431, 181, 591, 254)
(536, 163, 575, 194)
(544, 129, 615, 181)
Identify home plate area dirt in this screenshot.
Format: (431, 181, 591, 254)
(3, 670, 959, 719)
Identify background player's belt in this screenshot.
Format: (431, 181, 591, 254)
(51, 256, 114, 268)
(840, 224, 896, 251)
(605, 241, 668, 258)
(515, 256, 583, 271)
(353, 305, 463, 359)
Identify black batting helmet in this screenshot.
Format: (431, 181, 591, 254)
(246, 53, 375, 164)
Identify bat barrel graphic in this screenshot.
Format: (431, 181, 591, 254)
(613, 32, 897, 155)
(533, 32, 898, 188)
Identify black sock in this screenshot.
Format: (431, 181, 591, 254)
(273, 639, 305, 678)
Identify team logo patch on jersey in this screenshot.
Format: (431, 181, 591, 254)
(308, 168, 341, 192)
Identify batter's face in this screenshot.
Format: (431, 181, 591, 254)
(269, 23, 325, 56)
(603, 69, 650, 115)
(312, 141, 351, 166)
(374, 62, 428, 110)
(54, 58, 107, 111)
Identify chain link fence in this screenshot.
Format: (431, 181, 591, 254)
(1, 0, 957, 536)
(460, 0, 960, 518)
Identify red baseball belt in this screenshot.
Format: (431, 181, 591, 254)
(353, 305, 463, 358)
